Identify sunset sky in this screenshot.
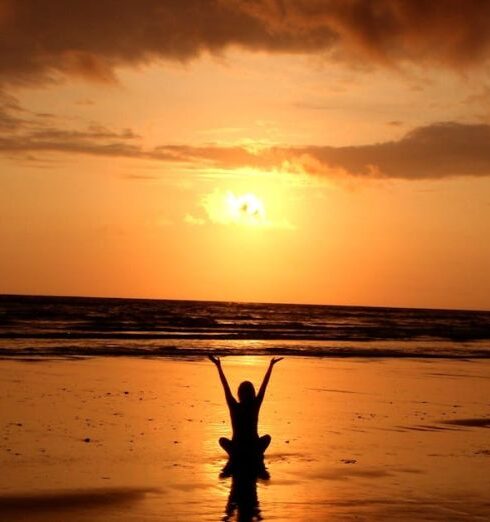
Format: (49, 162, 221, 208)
(1, 0, 490, 310)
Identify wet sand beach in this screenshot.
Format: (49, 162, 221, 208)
(1, 357, 489, 521)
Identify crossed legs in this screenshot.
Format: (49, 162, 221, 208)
(219, 435, 271, 456)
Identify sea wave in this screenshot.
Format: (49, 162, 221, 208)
(1, 294, 489, 359)
(0, 339, 488, 360)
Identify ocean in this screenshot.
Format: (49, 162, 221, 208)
(0, 294, 489, 359)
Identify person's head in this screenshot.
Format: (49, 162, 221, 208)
(237, 380, 255, 403)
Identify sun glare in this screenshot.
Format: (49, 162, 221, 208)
(226, 192, 266, 226)
(202, 189, 269, 227)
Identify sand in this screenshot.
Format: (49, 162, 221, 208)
(1, 356, 489, 521)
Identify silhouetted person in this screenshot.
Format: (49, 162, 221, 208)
(208, 355, 283, 468)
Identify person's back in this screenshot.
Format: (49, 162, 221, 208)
(230, 398, 259, 444)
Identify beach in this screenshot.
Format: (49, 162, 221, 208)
(3, 3, 490, 521)
(1, 356, 489, 521)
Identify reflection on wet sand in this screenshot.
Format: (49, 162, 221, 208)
(0, 487, 157, 517)
(221, 459, 269, 522)
(1, 357, 490, 521)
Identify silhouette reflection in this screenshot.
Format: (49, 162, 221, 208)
(221, 456, 269, 522)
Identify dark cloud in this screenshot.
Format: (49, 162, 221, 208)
(1, 0, 490, 85)
(1, 93, 490, 180)
(0, 91, 24, 129)
(150, 122, 490, 179)
(242, 0, 490, 67)
(299, 122, 490, 179)
(0, 94, 142, 158)
(0, 131, 143, 160)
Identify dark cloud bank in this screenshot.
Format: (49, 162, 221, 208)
(151, 122, 490, 179)
(2, 92, 490, 180)
(2, 1, 490, 179)
(1, 0, 490, 85)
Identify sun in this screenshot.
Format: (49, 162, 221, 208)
(226, 192, 267, 226)
(200, 188, 272, 227)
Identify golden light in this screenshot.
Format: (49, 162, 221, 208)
(226, 192, 266, 226)
(202, 189, 269, 227)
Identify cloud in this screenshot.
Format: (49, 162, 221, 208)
(1, 0, 490, 86)
(2, 95, 490, 179)
(0, 93, 144, 159)
(0, 128, 142, 158)
(148, 123, 490, 180)
(290, 122, 490, 180)
(0, 90, 25, 130)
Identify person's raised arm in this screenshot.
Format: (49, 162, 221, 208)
(208, 355, 235, 407)
(257, 357, 283, 406)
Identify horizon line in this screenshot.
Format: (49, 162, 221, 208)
(1, 292, 488, 314)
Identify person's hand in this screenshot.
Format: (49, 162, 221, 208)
(270, 357, 284, 366)
(208, 354, 221, 366)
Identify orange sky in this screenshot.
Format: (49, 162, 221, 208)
(1, 1, 490, 310)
